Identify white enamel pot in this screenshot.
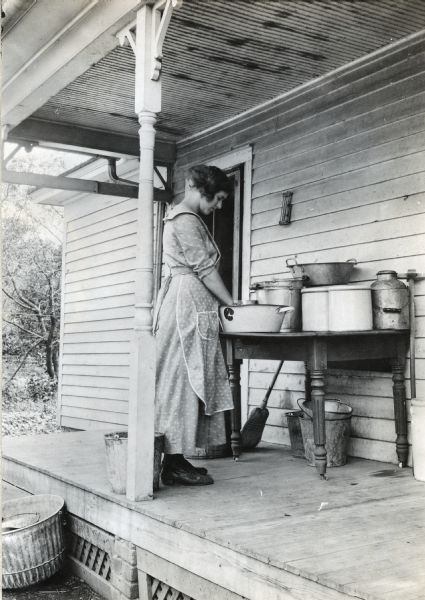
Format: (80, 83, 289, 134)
(219, 304, 294, 333)
(252, 277, 304, 331)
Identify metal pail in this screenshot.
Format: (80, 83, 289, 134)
(286, 410, 305, 458)
(298, 399, 352, 467)
(104, 431, 165, 493)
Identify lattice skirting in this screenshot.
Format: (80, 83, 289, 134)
(65, 514, 117, 600)
(150, 575, 194, 600)
(68, 530, 112, 581)
(137, 547, 246, 600)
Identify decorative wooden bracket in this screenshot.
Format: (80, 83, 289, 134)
(117, 19, 137, 54)
(151, 0, 183, 80)
(117, 0, 182, 81)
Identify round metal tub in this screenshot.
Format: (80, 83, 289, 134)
(2, 494, 65, 589)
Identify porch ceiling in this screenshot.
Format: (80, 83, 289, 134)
(7, 0, 425, 144)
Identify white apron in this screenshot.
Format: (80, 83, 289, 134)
(153, 206, 233, 416)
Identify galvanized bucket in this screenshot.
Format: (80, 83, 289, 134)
(286, 410, 305, 458)
(104, 431, 165, 494)
(2, 494, 65, 589)
(298, 398, 352, 467)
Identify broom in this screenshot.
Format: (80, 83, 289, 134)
(241, 361, 284, 450)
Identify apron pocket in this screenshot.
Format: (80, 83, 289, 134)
(197, 311, 219, 340)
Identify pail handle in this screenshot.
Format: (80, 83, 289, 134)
(286, 258, 307, 280)
(277, 306, 295, 314)
(297, 398, 352, 419)
(286, 257, 298, 268)
(297, 398, 313, 420)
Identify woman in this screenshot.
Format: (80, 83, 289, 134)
(153, 165, 235, 486)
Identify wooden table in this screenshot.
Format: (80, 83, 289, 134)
(222, 330, 409, 478)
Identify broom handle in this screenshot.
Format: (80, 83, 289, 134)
(260, 361, 284, 409)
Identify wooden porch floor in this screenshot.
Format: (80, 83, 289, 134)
(3, 431, 425, 600)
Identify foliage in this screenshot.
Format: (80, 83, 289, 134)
(27, 373, 58, 403)
(2, 399, 62, 437)
(2, 360, 61, 437)
(2, 148, 64, 388)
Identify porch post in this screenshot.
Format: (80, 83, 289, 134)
(125, 1, 181, 501)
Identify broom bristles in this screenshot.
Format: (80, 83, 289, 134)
(240, 361, 283, 450)
(241, 407, 269, 450)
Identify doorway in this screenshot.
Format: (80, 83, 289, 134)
(205, 165, 243, 301)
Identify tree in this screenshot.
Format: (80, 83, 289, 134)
(2, 148, 64, 387)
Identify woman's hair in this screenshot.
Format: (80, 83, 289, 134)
(187, 164, 233, 201)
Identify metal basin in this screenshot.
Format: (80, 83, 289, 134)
(286, 258, 357, 286)
(220, 304, 294, 333)
(2, 494, 65, 589)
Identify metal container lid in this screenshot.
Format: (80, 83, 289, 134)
(255, 276, 304, 289)
(327, 284, 371, 291)
(376, 270, 398, 277)
(301, 286, 330, 294)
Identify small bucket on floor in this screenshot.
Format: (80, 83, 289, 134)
(286, 410, 305, 458)
(298, 398, 352, 467)
(104, 431, 165, 494)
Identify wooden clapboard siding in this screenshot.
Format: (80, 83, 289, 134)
(60, 415, 125, 430)
(66, 231, 137, 262)
(63, 318, 134, 334)
(65, 257, 137, 284)
(251, 238, 424, 280)
(61, 364, 130, 378)
(67, 216, 138, 248)
(64, 294, 135, 314)
(62, 374, 129, 389)
(66, 281, 135, 303)
(67, 206, 138, 242)
(175, 37, 425, 464)
(65, 271, 136, 293)
(63, 341, 130, 354)
(60, 194, 136, 430)
(61, 405, 128, 424)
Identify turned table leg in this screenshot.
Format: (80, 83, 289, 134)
(304, 363, 311, 402)
(309, 340, 328, 478)
(392, 358, 409, 467)
(311, 369, 327, 477)
(226, 339, 242, 459)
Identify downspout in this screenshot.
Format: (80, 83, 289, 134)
(107, 157, 138, 186)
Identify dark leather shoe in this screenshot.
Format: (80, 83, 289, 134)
(181, 457, 208, 475)
(161, 465, 214, 486)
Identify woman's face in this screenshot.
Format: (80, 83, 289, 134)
(199, 190, 228, 216)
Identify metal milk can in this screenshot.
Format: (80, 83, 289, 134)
(371, 270, 409, 330)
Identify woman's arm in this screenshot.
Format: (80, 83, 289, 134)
(202, 268, 233, 305)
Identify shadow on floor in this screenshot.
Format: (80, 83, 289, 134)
(2, 570, 105, 600)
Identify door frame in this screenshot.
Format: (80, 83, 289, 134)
(207, 145, 252, 302)
(207, 145, 252, 426)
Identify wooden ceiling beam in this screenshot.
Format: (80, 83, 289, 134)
(8, 118, 176, 164)
(2, 167, 172, 203)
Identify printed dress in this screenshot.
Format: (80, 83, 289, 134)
(153, 205, 234, 455)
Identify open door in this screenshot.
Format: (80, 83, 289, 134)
(205, 165, 243, 301)
(202, 165, 244, 458)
